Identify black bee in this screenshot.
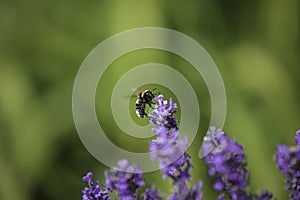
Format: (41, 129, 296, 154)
(135, 90, 156, 118)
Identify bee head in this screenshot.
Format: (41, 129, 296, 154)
(144, 90, 154, 98)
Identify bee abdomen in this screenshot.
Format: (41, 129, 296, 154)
(135, 100, 146, 118)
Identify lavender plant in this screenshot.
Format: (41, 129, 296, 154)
(82, 172, 111, 200)
(81, 93, 298, 200)
(148, 95, 203, 200)
(105, 159, 145, 200)
(202, 127, 275, 200)
(81, 94, 202, 200)
(275, 130, 300, 199)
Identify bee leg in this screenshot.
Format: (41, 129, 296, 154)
(151, 101, 156, 105)
(148, 102, 155, 109)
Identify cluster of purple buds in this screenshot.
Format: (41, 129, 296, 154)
(105, 159, 145, 200)
(202, 127, 251, 199)
(82, 172, 111, 200)
(148, 95, 178, 133)
(255, 190, 275, 200)
(149, 96, 190, 183)
(202, 127, 276, 200)
(275, 130, 300, 200)
(148, 95, 203, 200)
(141, 186, 162, 200)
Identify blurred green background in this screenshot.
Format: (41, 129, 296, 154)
(0, 0, 299, 199)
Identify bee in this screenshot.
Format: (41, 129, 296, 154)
(135, 89, 156, 118)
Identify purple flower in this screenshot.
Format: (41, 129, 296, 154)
(275, 130, 300, 200)
(150, 128, 191, 183)
(295, 129, 300, 145)
(255, 190, 275, 200)
(149, 95, 178, 133)
(168, 181, 203, 200)
(188, 181, 203, 200)
(276, 145, 290, 174)
(105, 159, 145, 200)
(148, 95, 202, 199)
(82, 172, 111, 200)
(148, 96, 190, 182)
(203, 127, 251, 200)
(83, 172, 93, 182)
(141, 186, 162, 200)
(199, 126, 224, 158)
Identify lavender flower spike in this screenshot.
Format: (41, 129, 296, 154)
(148, 95, 190, 182)
(168, 181, 203, 200)
(82, 172, 111, 200)
(148, 95, 203, 200)
(275, 129, 300, 200)
(141, 186, 162, 200)
(203, 127, 252, 200)
(255, 190, 275, 200)
(105, 159, 145, 200)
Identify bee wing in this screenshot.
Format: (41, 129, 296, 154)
(122, 87, 142, 99)
(122, 95, 137, 99)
